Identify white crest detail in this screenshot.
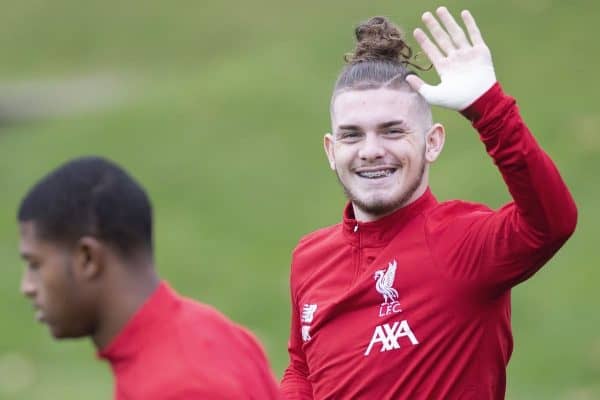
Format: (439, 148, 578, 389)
(301, 304, 317, 323)
(374, 260, 399, 304)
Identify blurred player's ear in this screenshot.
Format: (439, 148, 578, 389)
(425, 123, 445, 163)
(324, 133, 336, 170)
(73, 237, 105, 281)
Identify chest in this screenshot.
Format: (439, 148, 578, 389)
(294, 234, 479, 367)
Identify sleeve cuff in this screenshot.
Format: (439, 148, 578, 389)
(460, 82, 505, 123)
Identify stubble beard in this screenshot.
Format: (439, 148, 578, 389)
(336, 154, 427, 219)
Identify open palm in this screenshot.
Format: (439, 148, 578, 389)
(406, 7, 497, 111)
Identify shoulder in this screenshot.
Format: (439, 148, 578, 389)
(290, 223, 341, 277)
(172, 298, 271, 371)
(124, 293, 273, 397)
(293, 223, 340, 256)
(424, 199, 494, 234)
(179, 298, 267, 351)
(177, 297, 245, 338)
(292, 223, 342, 268)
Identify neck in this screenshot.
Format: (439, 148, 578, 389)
(92, 258, 160, 350)
(352, 183, 428, 222)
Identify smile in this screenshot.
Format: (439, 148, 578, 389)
(356, 168, 397, 179)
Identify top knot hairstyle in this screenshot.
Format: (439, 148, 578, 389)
(334, 16, 425, 95)
(345, 16, 413, 65)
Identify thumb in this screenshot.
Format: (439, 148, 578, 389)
(416, 82, 441, 104)
(407, 77, 440, 106)
(405, 74, 424, 93)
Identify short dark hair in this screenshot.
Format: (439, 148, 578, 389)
(18, 156, 153, 257)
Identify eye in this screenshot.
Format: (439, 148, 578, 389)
(339, 131, 362, 141)
(385, 129, 406, 136)
(27, 262, 40, 271)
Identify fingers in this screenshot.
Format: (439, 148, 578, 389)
(461, 10, 484, 46)
(419, 8, 482, 54)
(413, 28, 444, 67)
(421, 11, 455, 55)
(435, 7, 469, 48)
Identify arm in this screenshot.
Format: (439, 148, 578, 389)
(463, 82, 577, 253)
(281, 280, 313, 399)
(410, 8, 577, 290)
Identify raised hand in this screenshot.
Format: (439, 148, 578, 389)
(406, 7, 497, 111)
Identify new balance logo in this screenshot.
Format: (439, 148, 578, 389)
(301, 326, 312, 342)
(364, 320, 419, 356)
(301, 304, 317, 323)
(301, 304, 317, 342)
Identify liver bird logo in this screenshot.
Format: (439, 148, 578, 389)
(374, 260, 399, 304)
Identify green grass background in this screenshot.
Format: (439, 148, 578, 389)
(0, 0, 598, 398)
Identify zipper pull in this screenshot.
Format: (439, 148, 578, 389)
(354, 224, 359, 233)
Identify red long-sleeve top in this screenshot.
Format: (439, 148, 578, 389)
(281, 83, 577, 400)
(99, 282, 282, 400)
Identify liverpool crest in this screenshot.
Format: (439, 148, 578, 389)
(374, 260, 402, 317)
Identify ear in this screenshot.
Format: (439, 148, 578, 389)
(72, 236, 106, 281)
(424, 123, 445, 163)
(323, 133, 336, 171)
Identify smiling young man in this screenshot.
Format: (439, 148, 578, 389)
(281, 7, 577, 400)
(18, 156, 282, 400)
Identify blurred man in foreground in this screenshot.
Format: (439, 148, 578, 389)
(281, 7, 577, 399)
(18, 156, 282, 400)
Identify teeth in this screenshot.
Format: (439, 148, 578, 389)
(358, 169, 394, 178)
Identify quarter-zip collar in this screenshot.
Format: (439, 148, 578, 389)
(342, 188, 438, 247)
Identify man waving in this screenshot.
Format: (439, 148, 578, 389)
(281, 7, 576, 400)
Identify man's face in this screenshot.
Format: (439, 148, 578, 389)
(19, 222, 93, 339)
(326, 88, 436, 219)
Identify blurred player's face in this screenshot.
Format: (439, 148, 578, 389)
(19, 222, 95, 339)
(325, 88, 444, 220)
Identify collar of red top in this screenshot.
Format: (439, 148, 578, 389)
(97, 281, 177, 363)
(341, 188, 438, 247)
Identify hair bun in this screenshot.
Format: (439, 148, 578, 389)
(345, 16, 412, 65)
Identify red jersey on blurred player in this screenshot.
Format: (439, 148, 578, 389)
(281, 8, 576, 400)
(17, 157, 281, 399)
(99, 281, 281, 400)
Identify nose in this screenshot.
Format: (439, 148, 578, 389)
(20, 269, 36, 299)
(357, 133, 385, 162)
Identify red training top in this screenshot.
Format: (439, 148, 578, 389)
(99, 282, 282, 400)
(281, 84, 577, 400)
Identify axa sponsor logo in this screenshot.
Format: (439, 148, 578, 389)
(374, 260, 402, 317)
(364, 320, 419, 356)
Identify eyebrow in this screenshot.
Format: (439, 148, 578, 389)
(337, 120, 407, 131)
(378, 120, 407, 129)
